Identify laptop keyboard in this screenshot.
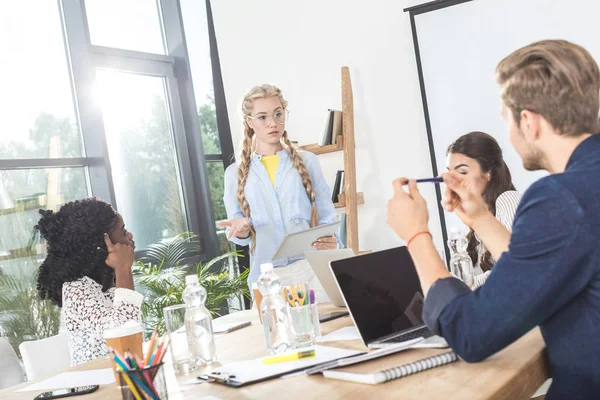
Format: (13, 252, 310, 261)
(381, 326, 432, 344)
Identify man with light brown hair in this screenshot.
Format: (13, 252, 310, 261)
(387, 39, 600, 399)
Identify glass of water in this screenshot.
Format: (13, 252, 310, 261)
(163, 304, 196, 374)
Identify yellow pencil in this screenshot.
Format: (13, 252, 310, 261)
(262, 349, 316, 365)
(119, 367, 143, 400)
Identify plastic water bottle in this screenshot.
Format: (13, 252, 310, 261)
(182, 275, 216, 364)
(257, 263, 294, 354)
(447, 227, 475, 287)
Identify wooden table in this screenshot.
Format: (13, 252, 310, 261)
(1, 304, 550, 400)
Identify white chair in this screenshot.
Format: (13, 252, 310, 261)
(19, 333, 71, 380)
(0, 337, 24, 389)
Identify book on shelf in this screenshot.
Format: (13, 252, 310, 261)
(331, 170, 344, 203)
(319, 109, 343, 146)
(331, 110, 343, 145)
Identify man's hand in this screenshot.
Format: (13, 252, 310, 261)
(441, 172, 491, 228)
(387, 178, 430, 241)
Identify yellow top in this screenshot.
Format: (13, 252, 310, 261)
(260, 155, 279, 186)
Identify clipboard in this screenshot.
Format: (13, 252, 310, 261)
(200, 345, 362, 388)
(272, 221, 341, 260)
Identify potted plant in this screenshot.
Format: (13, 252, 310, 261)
(132, 232, 250, 336)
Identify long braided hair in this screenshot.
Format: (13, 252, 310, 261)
(238, 84, 319, 252)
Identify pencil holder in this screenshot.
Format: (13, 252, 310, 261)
(118, 362, 168, 400)
(290, 304, 316, 348)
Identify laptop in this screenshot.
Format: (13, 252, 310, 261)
(329, 246, 448, 349)
(304, 249, 356, 307)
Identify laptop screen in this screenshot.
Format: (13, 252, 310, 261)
(329, 246, 425, 344)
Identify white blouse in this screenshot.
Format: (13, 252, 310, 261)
(62, 276, 143, 365)
(472, 190, 521, 288)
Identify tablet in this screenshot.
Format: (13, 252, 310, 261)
(271, 221, 341, 260)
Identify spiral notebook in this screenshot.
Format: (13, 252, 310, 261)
(322, 351, 458, 384)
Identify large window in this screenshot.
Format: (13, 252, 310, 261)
(84, 0, 166, 54)
(181, 0, 236, 255)
(0, 0, 235, 357)
(0, 1, 81, 159)
(95, 70, 186, 249)
(0, 1, 90, 354)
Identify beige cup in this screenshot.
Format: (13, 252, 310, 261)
(103, 321, 144, 386)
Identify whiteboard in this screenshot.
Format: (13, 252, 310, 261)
(413, 0, 600, 235)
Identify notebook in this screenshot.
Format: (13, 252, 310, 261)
(305, 337, 423, 375)
(329, 246, 448, 349)
(322, 351, 458, 384)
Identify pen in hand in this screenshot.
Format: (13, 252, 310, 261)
(402, 177, 443, 185)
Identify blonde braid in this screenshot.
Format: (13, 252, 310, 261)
(237, 122, 257, 252)
(282, 132, 319, 227)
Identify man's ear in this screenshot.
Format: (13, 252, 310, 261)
(520, 109, 542, 142)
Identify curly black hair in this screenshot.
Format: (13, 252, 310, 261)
(36, 198, 118, 307)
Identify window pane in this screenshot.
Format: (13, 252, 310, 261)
(0, 167, 88, 355)
(206, 161, 226, 222)
(85, 0, 166, 54)
(0, 1, 82, 159)
(180, 0, 221, 154)
(95, 70, 186, 249)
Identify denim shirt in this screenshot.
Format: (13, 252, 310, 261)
(423, 133, 600, 399)
(223, 149, 341, 286)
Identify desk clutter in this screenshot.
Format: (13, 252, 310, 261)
(109, 333, 170, 400)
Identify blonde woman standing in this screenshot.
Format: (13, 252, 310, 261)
(219, 85, 341, 298)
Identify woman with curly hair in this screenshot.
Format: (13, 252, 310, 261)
(36, 198, 142, 365)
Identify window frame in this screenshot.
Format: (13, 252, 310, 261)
(0, 0, 237, 262)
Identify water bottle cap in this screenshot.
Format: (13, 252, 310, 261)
(185, 275, 198, 285)
(260, 263, 274, 273)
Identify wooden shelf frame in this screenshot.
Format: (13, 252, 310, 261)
(299, 67, 366, 254)
(334, 192, 364, 209)
(300, 136, 344, 155)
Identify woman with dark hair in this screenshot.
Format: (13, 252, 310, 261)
(446, 131, 520, 287)
(36, 198, 142, 365)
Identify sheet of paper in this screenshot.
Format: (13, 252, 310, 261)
(316, 326, 361, 343)
(17, 368, 115, 392)
(208, 345, 362, 384)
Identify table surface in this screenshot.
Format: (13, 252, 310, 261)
(1, 304, 550, 400)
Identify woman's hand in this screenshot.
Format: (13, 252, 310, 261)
(386, 178, 430, 241)
(103, 233, 134, 270)
(312, 235, 337, 250)
(217, 217, 251, 239)
(441, 172, 490, 228)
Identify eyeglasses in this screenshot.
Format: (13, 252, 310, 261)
(247, 109, 289, 127)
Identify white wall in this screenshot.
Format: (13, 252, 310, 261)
(211, 0, 444, 253)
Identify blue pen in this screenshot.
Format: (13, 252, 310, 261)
(403, 177, 443, 184)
